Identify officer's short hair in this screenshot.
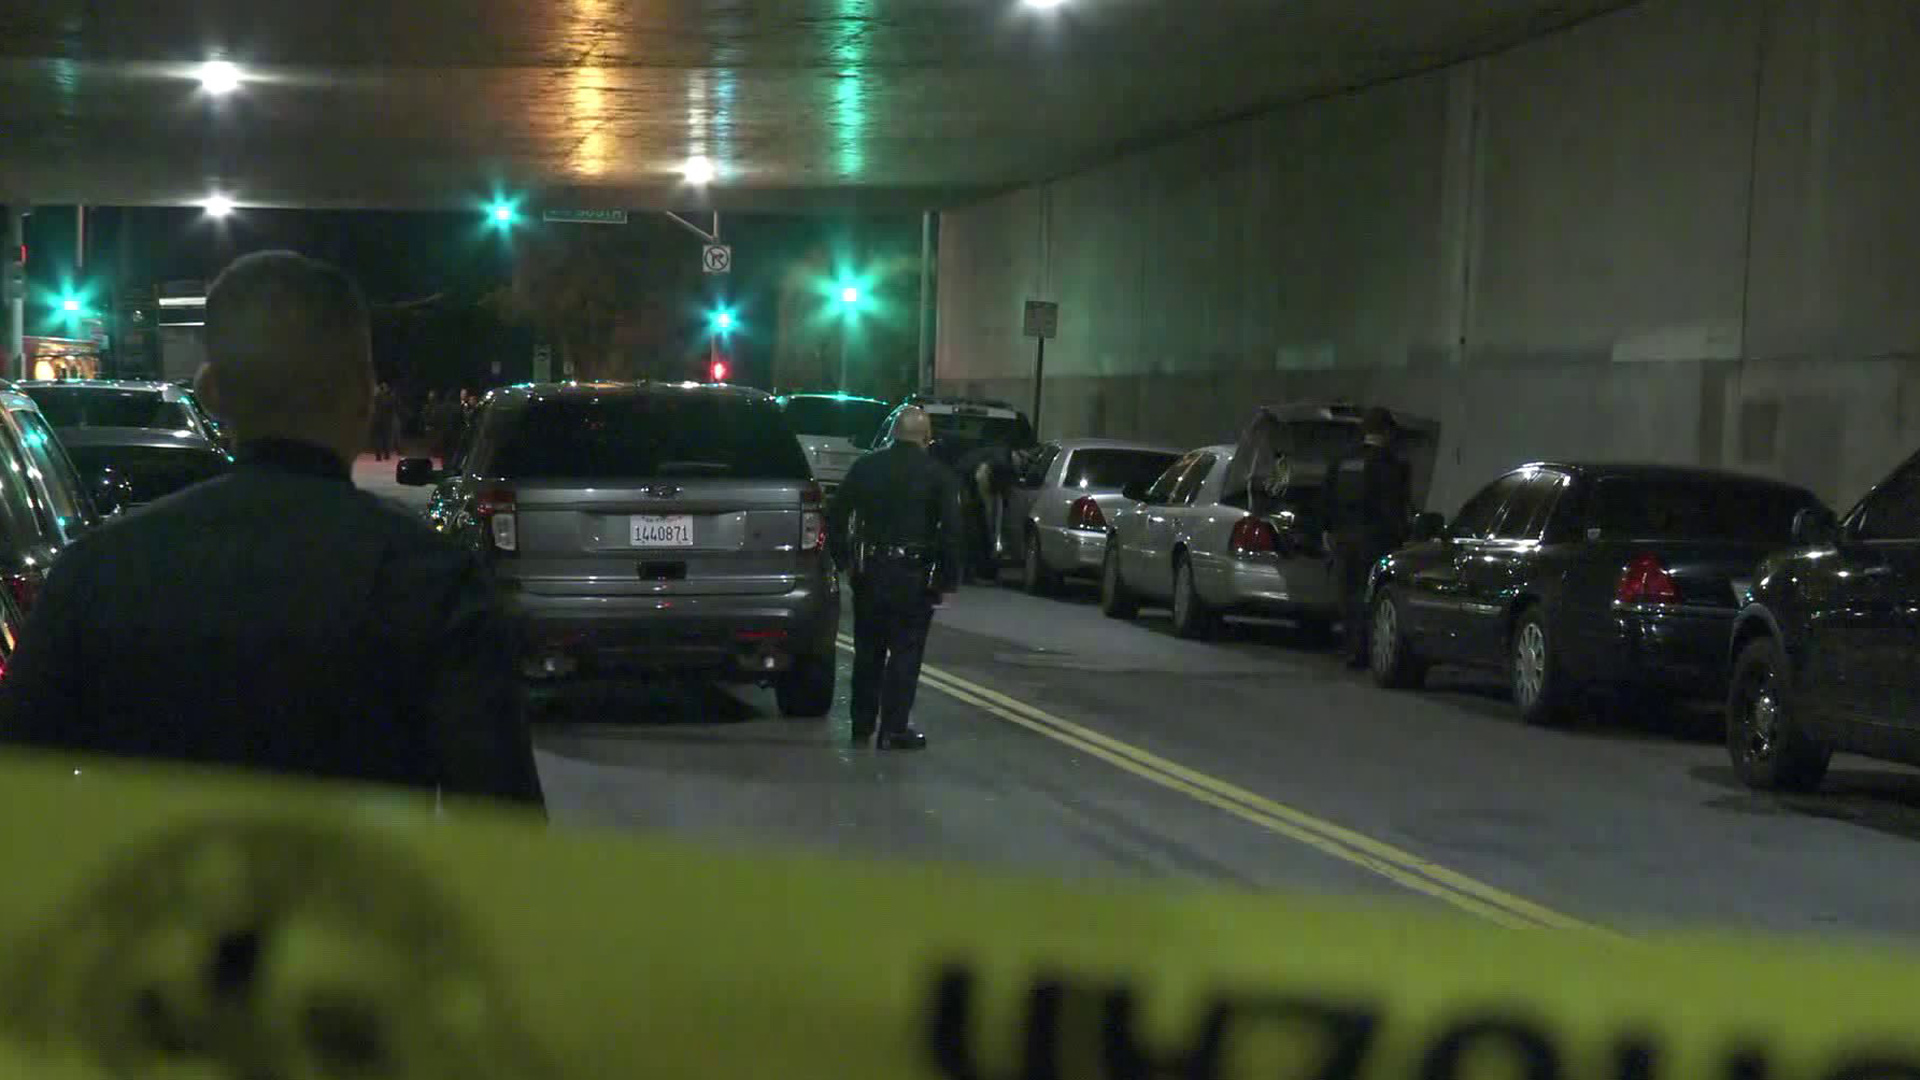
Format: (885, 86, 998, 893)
(895, 407, 932, 445)
(203, 250, 372, 437)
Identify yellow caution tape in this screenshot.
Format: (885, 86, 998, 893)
(0, 748, 1917, 1079)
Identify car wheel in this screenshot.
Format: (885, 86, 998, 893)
(1170, 557, 1214, 640)
(1022, 531, 1059, 596)
(1100, 545, 1139, 620)
(1727, 636, 1831, 791)
(775, 653, 836, 718)
(1368, 590, 1425, 689)
(1510, 607, 1568, 725)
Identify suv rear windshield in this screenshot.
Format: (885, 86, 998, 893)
(781, 397, 890, 442)
(489, 395, 812, 481)
(928, 411, 1033, 451)
(1585, 477, 1821, 543)
(21, 388, 194, 431)
(1063, 449, 1181, 490)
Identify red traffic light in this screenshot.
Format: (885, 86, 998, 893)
(709, 360, 729, 382)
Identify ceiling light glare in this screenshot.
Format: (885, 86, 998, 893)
(199, 61, 243, 95)
(202, 194, 236, 217)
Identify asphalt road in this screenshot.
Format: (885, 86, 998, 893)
(357, 455, 1920, 942)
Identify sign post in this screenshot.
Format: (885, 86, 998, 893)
(1022, 300, 1058, 438)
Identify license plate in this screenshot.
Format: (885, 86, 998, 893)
(1732, 578, 1753, 604)
(630, 515, 695, 547)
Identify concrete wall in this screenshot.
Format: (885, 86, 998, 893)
(934, 0, 1920, 513)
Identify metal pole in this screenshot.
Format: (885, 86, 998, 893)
(5, 206, 23, 380)
(839, 326, 849, 393)
(75, 204, 85, 272)
(917, 211, 933, 393)
(1031, 336, 1046, 439)
(707, 211, 721, 379)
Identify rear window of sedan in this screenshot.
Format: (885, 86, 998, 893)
(1062, 449, 1181, 491)
(489, 395, 812, 481)
(1583, 476, 1822, 543)
(21, 388, 195, 432)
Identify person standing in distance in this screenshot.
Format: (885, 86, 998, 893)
(1327, 407, 1414, 669)
(0, 251, 544, 811)
(827, 407, 966, 750)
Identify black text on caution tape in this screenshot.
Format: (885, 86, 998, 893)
(927, 967, 1920, 1079)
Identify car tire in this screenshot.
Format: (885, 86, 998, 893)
(1100, 545, 1139, 620)
(776, 653, 836, 718)
(1368, 590, 1426, 690)
(1022, 531, 1060, 597)
(1510, 607, 1568, 725)
(1170, 557, 1215, 640)
(1727, 636, 1831, 792)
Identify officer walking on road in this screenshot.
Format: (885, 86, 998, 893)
(1329, 407, 1414, 669)
(828, 407, 966, 750)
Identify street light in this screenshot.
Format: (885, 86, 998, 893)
(202, 194, 235, 218)
(682, 156, 716, 186)
(198, 61, 243, 95)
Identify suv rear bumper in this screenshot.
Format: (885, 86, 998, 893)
(504, 578, 840, 680)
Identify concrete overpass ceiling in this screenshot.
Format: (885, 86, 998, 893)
(0, 0, 1632, 212)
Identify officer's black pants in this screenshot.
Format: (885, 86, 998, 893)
(851, 558, 937, 735)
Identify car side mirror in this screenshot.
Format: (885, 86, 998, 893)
(1409, 511, 1445, 544)
(1121, 481, 1149, 503)
(396, 457, 440, 487)
(1792, 506, 1839, 546)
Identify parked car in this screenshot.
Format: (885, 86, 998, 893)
(1725, 449, 1920, 791)
(776, 392, 892, 499)
(396, 381, 840, 716)
(17, 380, 232, 510)
(0, 383, 105, 613)
(868, 395, 1036, 470)
(1101, 404, 1441, 640)
(1000, 438, 1181, 594)
(1366, 463, 1827, 724)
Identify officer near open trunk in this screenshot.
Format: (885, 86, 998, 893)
(1328, 407, 1414, 668)
(827, 407, 966, 750)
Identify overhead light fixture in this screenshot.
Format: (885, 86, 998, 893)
(682, 156, 716, 186)
(202, 194, 235, 218)
(157, 296, 207, 307)
(198, 61, 243, 95)
(1023, 0, 1068, 7)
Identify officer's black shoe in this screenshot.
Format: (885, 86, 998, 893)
(851, 725, 876, 748)
(877, 727, 928, 751)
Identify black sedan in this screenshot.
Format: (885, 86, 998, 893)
(1725, 448, 1920, 791)
(57, 429, 232, 511)
(1366, 463, 1826, 724)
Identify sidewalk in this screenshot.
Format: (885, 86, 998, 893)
(352, 450, 432, 514)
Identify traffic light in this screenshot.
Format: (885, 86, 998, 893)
(485, 199, 518, 229)
(708, 307, 736, 333)
(838, 285, 860, 306)
(709, 359, 730, 382)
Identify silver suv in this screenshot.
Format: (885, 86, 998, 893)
(397, 382, 840, 716)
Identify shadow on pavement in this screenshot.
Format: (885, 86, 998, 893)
(531, 678, 762, 728)
(1401, 668, 1724, 745)
(1692, 763, 1920, 844)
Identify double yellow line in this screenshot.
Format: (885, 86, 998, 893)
(836, 635, 1610, 934)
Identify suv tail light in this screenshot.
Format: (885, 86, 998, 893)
(4, 569, 42, 613)
(801, 482, 827, 552)
(1616, 553, 1679, 605)
(476, 488, 517, 553)
(1067, 496, 1107, 532)
(1229, 516, 1278, 559)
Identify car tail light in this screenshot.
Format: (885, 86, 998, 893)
(1616, 553, 1679, 605)
(475, 488, 517, 553)
(1067, 496, 1107, 532)
(1229, 516, 1278, 559)
(4, 570, 42, 613)
(801, 482, 827, 552)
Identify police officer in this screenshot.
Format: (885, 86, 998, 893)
(828, 407, 966, 750)
(1328, 407, 1414, 668)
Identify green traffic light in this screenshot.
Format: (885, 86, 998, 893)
(714, 311, 734, 331)
(61, 298, 80, 313)
(839, 286, 860, 305)
(485, 200, 518, 229)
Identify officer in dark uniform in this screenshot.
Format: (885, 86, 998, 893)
(828, 407, 966, 750)
(1328, 407, 1414, 668)
(950, 441, 1011, 580)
